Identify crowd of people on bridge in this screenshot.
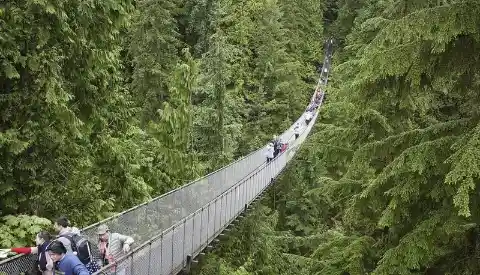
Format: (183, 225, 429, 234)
(264, 86, 325, 163)
(1, 216, 134, 275)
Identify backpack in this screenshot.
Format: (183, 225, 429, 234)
(60, 233, 93, 265)
(37, 242, 54, 272)
(86, 261, 101, 274)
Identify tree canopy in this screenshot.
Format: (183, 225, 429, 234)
(2, 1, 478, 275)
(192, 1, 480, 275)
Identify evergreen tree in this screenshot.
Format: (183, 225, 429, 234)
(192, 1, 480, 275)
(142, 49, 201, 192)
(129, 0, 182, 124)
(307, 1, 480, 274)
(0, 0, 141, 224)
(193, 28, 243, 170)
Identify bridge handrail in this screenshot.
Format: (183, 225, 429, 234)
(92, 80, 325, 275)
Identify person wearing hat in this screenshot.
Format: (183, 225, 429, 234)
(97, 224, 134, 271)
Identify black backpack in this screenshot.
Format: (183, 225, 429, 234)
(60, 233, 93, 265)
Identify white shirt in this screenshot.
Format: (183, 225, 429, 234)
(294, 124, 300, 134)
(305, 112, 313, 120)
(265, 144, 274, 158)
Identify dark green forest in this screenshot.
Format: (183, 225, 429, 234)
(190, 0, 480, 275)
(2, 0, 480, 274)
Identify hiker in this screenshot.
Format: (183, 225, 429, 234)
(265, 143, 274, 163)
(46, 241, 90, 275)
(280, 142, 288, 153)
(315, 90, 322, 102)
(305, 111, 313, 125)
(0, 231, 54, 275)
(97, 224, 134, 272)
(273, 138, 283, 158)
(314, 95, 322, 106)
(53, 216, 100, 274)
(306, 103, 315, 112)
(271, 135, 279, 158)
(54, 216, 81, 254)
(294, 123, 300, 139)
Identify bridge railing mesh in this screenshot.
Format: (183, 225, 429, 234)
(92, 102, 319, 275)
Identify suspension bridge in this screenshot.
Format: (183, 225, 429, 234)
(0, 39, 334, 275)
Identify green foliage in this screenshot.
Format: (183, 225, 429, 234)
(0, 0, 137, 225)
(141, 49, 201, 192)
(194, 1, 480, 275)
(310, 230, 375, 275)
(0, 215, 51, 247)
(192, 29, 243, 170)
(129, 0, 182, 124)
(308, 0, 480, 273)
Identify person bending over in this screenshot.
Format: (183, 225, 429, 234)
(46, 241, 90, 275)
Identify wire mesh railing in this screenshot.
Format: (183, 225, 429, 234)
(93, 98, 321, 275)
(0, 39, 333, 275)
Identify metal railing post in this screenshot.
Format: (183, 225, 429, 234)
(171, 226, 175, 273)
(182, 219, 186, 267)
(147, 241, 152, 275)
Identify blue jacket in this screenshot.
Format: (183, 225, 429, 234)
(55, 253, 90, 275)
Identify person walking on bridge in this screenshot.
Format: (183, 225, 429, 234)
(53, 216, 100, 274)
(265, 142, 274, 162)
(273, 137, 283, 158)
(294, 123, 300, 139)
(305, 111, 313, 125)
(54, 216, 81, 254)
(97, 224, 134, 274)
